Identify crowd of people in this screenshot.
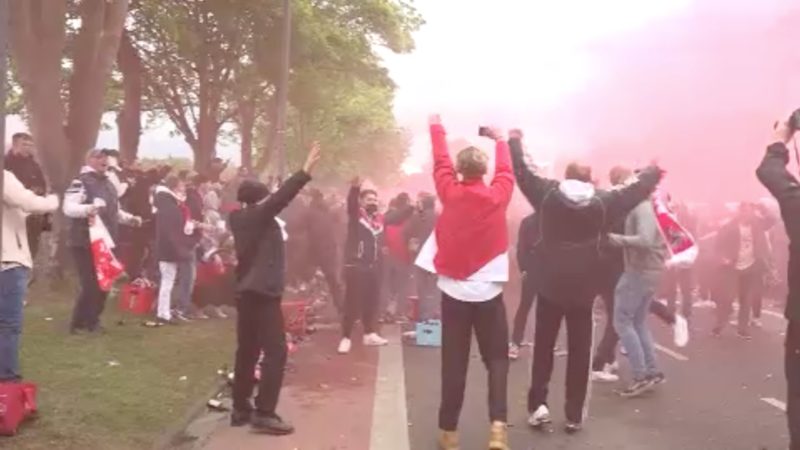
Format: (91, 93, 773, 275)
(1, 112, 799, 449)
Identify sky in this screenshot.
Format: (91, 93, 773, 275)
(6, 0, 799, 202)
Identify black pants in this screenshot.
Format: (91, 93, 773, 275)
(715, 266, 761, 334)
(529, 297, 593, 423)
(664, 268, 694, 318)
(232, 292, 287, 415)
(25, 216, 44, 262)
(342, 266, 380, 338)
(317, 255, 344, 314)
(439, 293, 508, 431)
(787, 320, 800, 450)
(592, 288, 676, 371)
(511, 276, 537, 345)
(70, 246, 108, 331)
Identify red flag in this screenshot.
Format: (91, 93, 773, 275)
(89, 217, 126, 292)
(652, 191, 698, 269)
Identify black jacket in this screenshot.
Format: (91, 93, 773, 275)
(516, 213, 539, 274)
(509, 137, 663, 305)
(404, 206, 437, 259)
(154, 187, 200, 262)
(714, 214, 774, 272)
(230, 171, 311, 298)
(756, 142, 800, 321)
(344, 186, 384, 270)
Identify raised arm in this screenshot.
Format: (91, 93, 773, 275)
(508, 132, 558, 210)
(490, 138, 515, 205)
(756, 142, 800, 209)
(430, 116, 457, 202)
(255, 141, 320, 222)
(347, 183, 361, 220)
(601, 166, 663, 228)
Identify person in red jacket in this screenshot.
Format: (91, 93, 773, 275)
(415, 114, 514, 450)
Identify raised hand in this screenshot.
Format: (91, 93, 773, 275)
(428, 114, 442, 126)
(509, 129, 524, 140)
(303, 141, 322, 174)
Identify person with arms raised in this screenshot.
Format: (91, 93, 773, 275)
(415, 114, 514, 450)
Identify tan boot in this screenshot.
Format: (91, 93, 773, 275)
(438, 429, 460, 450)
(488, 421, 509, 450)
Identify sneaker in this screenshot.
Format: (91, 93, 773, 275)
(251, 413, 294, 435)
(564, 421, 583, 434)
(528, 404, 552, 428)
(608, 361, 620, 373)
(191, 310, 210, 320)
(508, 343, 520, 361)
(175, 311, 193, 323)
(157, 317, 179, 326)
(438, 430, 459, 450)
(488, 421, 509, 450)
(591, 367, 620, 383)
(618, 378, 655, 398)
(338, 338, 352, 354)
(737, 331, 753, 341)
(363, 333, 389, 346)
(648, 372, 667, 385)
(673, 314, 690, 347)
(210, 306, 229, 319)
(230, 409, 252, 427)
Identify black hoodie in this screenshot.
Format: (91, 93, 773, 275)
(154, 186, 200, 262)
(509, 137, 663, 305)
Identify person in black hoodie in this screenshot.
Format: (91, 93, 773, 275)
(337, 178, 391, 354)
(227, 143, 320, 436)
(756, 118, 800, 450)
(404, 192, 438, 320)
(508, 129, 663, 433)
(508, 212, 539, 361)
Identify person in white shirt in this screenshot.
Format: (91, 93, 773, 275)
(1, 170, 59, 380)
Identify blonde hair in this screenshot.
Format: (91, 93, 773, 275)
(456, 146, 488, 180)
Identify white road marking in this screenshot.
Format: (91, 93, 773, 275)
(761, 397, 787, 412)
(655, 344, 689, 361)
(370, 326, 411, 450)
(763, 309, 785, 320)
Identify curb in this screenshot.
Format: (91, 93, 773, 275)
(151, 376, 229, 450)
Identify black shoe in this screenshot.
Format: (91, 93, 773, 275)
(88, 325, 107, 335)
(648, 372, 667, 385)
(618, 378, 655, 398)
(251, 413, 295, 436)
(230, 409, 252, 427)
(711, 327, 722, 338)
(564, 422, 582, 434)
(69, 327, 88, 335)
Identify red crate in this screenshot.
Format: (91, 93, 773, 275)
(119, 283, 156, 315)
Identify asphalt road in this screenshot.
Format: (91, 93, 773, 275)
(404, 303, 791, 450)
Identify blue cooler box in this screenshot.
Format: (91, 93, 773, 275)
(415, 320, 442, 347)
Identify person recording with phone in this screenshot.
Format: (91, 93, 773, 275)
(755, 111, 800, 450)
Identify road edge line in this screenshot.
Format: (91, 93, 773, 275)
(370, 325, 411, 450)
(655, 343, 689, 361)
(761, 397, 787, 412)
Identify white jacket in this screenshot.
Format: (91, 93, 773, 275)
(2, 170, 59, 268)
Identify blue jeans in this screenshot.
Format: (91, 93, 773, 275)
(614, 271, 661, 381)
(0, 266, 30, 381)
(174, 256, 197, 313)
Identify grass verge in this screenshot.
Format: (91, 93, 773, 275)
(3, 280, 235, 450)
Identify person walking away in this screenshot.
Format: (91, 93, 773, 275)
(1, 171, 58, 381)
(382, 193, 415, 321)
(755, 117, 800, 450)
(509, 132, 664, 433)
(154, 175, 201, 324)
(508, 212, 539, 361)
(228, 142, 320, 435)
(663, 202, 698, 320)
(607, 178, 668, 397)
(5, 133, 51, 263)
(337, 179, 389, 354)
(712, 202, 775, 339)
(64, 149, 142, 334)
(404, 192, 438, 320)
(415, 115, 514, 450)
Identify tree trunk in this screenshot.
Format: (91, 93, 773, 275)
(116, 30, 142, 163)
(238, 96, 256, 170)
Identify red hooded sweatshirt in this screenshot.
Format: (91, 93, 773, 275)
(430, 124, 515, 280)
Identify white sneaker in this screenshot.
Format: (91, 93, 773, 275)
(528, 405, 552, 428)
(591, 368, 620, 383)
(363, 333, 389, 346)
(673, 314, 690, 348)
(508, 343, 520, 361)
(338, 338, 352, 354)
(607, 361, 620, 374)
